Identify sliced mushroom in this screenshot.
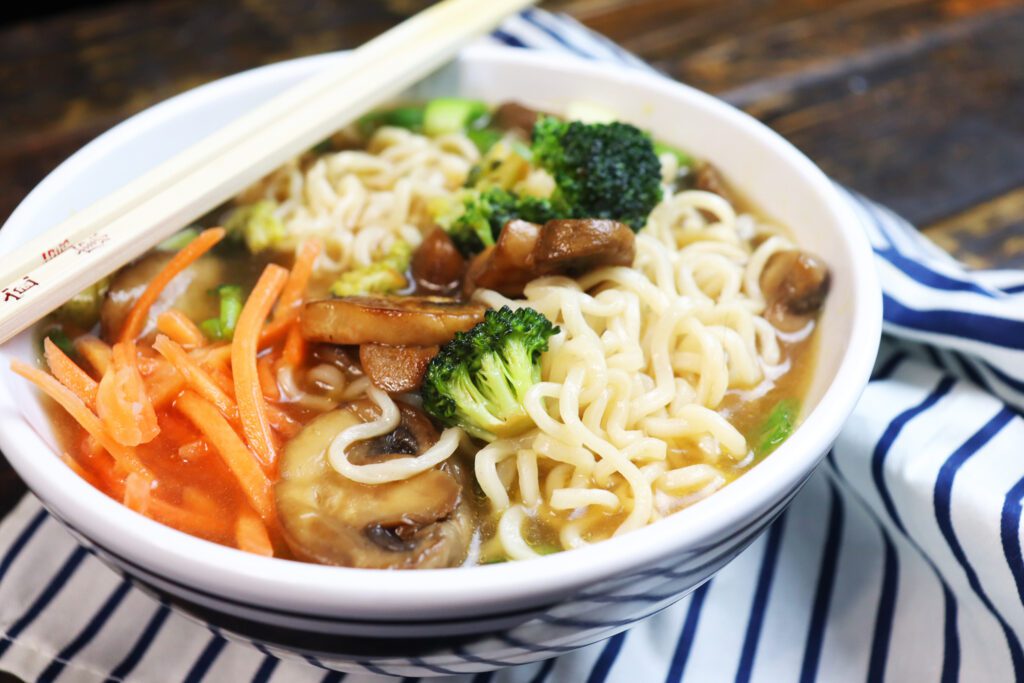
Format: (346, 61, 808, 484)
(411, 229, 466, 293)
(694, 162, 731, 200)
(533, 219, 636, 273)
(493, 101, 545, 138)
(464, 218, 636, 298)
(300, 296, 486, 346)
(359, 344, 438, 393)
(463, 219, 543, 297)
(760, 250, 831, 332)
(101, 253, 230, 340)
(275, 401, 472, 569)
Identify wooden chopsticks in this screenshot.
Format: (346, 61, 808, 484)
(0, 0, 535, 344)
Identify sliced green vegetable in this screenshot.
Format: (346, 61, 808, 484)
(653, 141, 694, 169)
(54, 277, 111, 329)
(466, 128, 503, 154)
(201, 285, 244, 341)
(423, 98, 489, 136)
(357, 105, 426, 137)
(224, 200, 286, 254)
(311, 138, 333, 155)
(157, 227, 200, 252)
(533, 542, 562, 556)
(755, 399, 799, 457)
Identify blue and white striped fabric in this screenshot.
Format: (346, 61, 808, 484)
(3, 8, 1024, 682)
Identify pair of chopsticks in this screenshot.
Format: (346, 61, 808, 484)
(0, 0, 535, 345)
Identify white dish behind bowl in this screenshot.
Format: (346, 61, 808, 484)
(0, 46, 880, 675)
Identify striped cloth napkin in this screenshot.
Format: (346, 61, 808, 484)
(4, 8, 1024, 682)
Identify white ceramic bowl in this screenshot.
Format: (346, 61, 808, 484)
(0, 46, 881, 676)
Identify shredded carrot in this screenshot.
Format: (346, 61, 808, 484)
(281, 323, 307, 370)
(147, 497, 231, 540)
(193, 344, 233, 368)
(266, 404, 300, 439)
(12, 360, 151, 479)
(153, 334, 238, 420)
(257, 355, 280, 401)
(236, 508, 274, 557)
(73, 335, 112, 377)
(178, 440, 209, 461)
(258, 314, 295, 349)
(96, 341, 160, 447)
(123, 472, 152, 514)
(118, 227, 226, 342)
(182, 487, 219, 516)
(232, 264, 289, 468)
(175, 390, 274, 524)
(274, 239, 320, 321)
(156, 309, 206, 347)
(44, 337, 99, 408)
(146, 372, 187, 410)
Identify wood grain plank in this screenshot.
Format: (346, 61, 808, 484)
(923, 186, 1024, 269)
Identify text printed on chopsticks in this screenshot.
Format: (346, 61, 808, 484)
(3, 276, 39, 302)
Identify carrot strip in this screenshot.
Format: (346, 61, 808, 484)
(119, 227, 226, 342)
(175, 390, 274, 523)
(147, 373, 187, 409)
(178, 440, 209, 462)
(96, 341, 160, 447)
(193, 344, 233, 367)
(236, 509, 274, 557)
(123, 472, 152, 514)
(257, 355, 280, 401)
(44, 337, 99, 408)
(181, 487, 219, 517)
(147, 498, 231, 540)
(73, 335, 112, 377)
(258, 314, 295, 349)
(184, 346, 296, 441)
(154, 334, 238, 420)
(232, 264, 289, 467)
(274, 239, 320, 321)
(12, 361, 151, 478)
(156, 309, 206, 347)
(281, 323, 306, 370)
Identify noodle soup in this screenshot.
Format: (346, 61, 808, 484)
(22, 99, 830, 568)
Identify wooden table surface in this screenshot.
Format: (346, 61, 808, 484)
(0, 0, 1021, 672)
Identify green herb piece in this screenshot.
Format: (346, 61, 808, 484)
(358, 105, 426, 137)
(466, 128, 503, 154)
(423, 98, 489, 136)
(755, 399, 799, 457)
(201, 285, 244, 341)
(653, 141, 694, 169)
(157, 227, 200, 252)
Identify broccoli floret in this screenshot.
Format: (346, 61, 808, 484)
(331, 240, 412, 296)
(225, 200, 286, 253)
(421, 306, 558, 441)
(531, 117, 662, 231)
(437, 188, 564, 256)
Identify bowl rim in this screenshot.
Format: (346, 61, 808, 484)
(0, 44, 882, 619)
